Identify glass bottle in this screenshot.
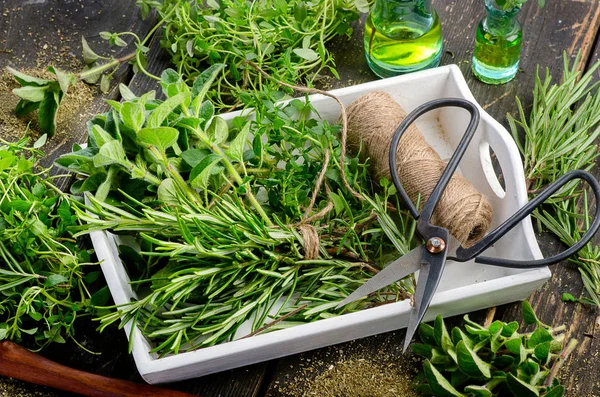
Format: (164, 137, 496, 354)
(364, 0, 443, 78)
(472, 0, 523, 84)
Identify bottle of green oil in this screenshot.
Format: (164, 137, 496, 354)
(364, 0, 443, 78)
(472, 0, 523, 84)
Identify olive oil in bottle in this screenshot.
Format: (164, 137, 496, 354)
(472, 0, 523, 84)
(364, 0, 443, 78)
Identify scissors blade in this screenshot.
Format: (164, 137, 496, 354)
(403, 250, 447, 352)
(336, 245, 425, 309)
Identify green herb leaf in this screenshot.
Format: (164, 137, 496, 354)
(45, 275, 68, 287)
(424, 360, 466, 397)
(544, 385, 565, 397)
(534, 341, 551, 362)
(121, 102, 146, 132)
(434, 314, 454, 354)
(7, 67, 50, 86)
(456, 340, 491, 379)
(158, 178, 179, 205)
(91, 124, 116, 148)
(100, 74, 111, 93)
(147, 93, 188, 128)
(191, 63, 225, 114)
(207, 116, 228, 145)
(49, 66, 74, 94)
(12, 85, 47, 102)
(38, 90, 60, 137)
(15, 99, 39, 116)
(506, 372, 539, 397)
(522, 301, 539, 325)
(81, 35, 99, 64)
(93, 140, 126, 167)
(420, 323, 438, 346)
(561, 292, 576, 302)
(119, 84, 138, 101)
(190, 153, 222, 189)
(293, 48, 319, 62)
(226, 121, 250, 161)
(464, 385, 493, 397)
(138, 127, 179, 151)
(33, 134, 47, 149)
(528, 327, 553, 348)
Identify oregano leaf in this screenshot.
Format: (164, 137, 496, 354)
(38, 90, 60, 137)
(207, 116, 228, 145)
(456, 340, 491, 379)
(190, 154, 222, 189)
(157, 178, 179, 206)
(423, 360, 466, 397)
(191, 63, 225, 114)
(81, 35, 99, 64)
(93, 140, 125, 167)
(121, 102, 145, 132)
(464, 385, 493, 397)
(506, 372, 540, 397)
(12, 85, 47, 102)
(543, 385, 564, 397)
(226, 121, 250, 161)
(522, 300, 539, 325)
(147, 93, 188, 128)
(138, 127, 179, 151)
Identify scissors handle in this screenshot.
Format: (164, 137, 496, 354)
(454, 170, 600, 268)
(390, 98, 480, 228)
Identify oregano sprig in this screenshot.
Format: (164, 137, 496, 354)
(412, 301, 574, 397)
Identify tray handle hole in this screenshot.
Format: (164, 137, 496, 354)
(479, 141, 506, 198)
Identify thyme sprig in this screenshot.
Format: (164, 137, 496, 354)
(135, 0, 370, 110)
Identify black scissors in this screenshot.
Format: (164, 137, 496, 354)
(337, 97, 600, 352)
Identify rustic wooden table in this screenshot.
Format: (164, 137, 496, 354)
(0, 0, 599, 396)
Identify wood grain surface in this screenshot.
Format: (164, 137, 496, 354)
(0, 0, 600, 396)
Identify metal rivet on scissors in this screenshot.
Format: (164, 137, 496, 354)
(337, 97, 600, 352)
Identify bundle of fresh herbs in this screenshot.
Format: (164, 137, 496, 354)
(508, 52, 600, 306)
(56, 65, 417, 355)
(135, 0, 370, 109)
(413, 302, 574, 397)
(0, 137, 99, 350)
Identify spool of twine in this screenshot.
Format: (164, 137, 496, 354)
(346, 91, 493, 247)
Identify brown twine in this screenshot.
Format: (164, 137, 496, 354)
(299, 224, 320, 260)
(346, 91, 493, 247)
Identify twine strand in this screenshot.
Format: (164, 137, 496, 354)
(346, 91, 492, 247)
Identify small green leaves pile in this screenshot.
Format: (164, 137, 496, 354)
(7, 67, 77, 137)
(141, 0, 369, 109)
(412, 302, 573, 397)
(57, 65, 417, 355)
(0, 137, 98, 350)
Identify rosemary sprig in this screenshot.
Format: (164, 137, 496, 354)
(508, 52, 600, 305)
(57, 67, 417, 355)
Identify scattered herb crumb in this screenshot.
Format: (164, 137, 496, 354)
(302, 359, 418, 397)
(275, 336, 420, 397)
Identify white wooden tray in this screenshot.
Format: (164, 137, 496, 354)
(89, 64, 549, 384)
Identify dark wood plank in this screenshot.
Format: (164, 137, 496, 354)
(0, 0, 155, 172)
(264, 1, 600, 396)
